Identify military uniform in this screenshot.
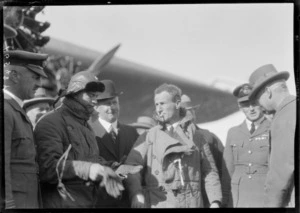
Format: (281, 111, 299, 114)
(222, 117, 270, 207)
(125, 117, 222, 208)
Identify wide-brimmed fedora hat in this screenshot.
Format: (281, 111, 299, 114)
(23, 87, 55, 110)
(130, 116, 157, 129)
(180, 94, 201, 110)
(97, 79, 123, 101)
(248, 64, 290, 100)
(233, 83, 252, 103)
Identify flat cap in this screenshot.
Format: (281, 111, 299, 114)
(3, 50, 48, 78)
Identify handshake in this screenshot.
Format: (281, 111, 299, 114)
(89, 163, 142, 198)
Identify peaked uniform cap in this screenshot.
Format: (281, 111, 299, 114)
(130, 116, 157, 129)
(248, 64, 290, 100)
(66, 70, 105, 95)
(180, 94, 201, 110)
(233, 83, 252, 103)
(3, 50, 48, 78)
(4, 24, 17, 38)
(97, 79, 123, 101)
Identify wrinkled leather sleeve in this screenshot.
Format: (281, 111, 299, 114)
(34, 116, 92, 184)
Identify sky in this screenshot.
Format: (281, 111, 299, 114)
(37, 3, 297, 95)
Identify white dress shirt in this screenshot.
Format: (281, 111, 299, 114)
(98, 117, 118, 135)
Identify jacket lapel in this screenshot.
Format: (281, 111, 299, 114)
(88, 114, 118, 159)
(251, 117, 270, 137)
(117, 123, 127, 160)
(4, 93, 33, 128)
(238, 120, 250, 136)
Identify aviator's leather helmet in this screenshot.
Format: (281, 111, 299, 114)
(66, 70, 105, 95)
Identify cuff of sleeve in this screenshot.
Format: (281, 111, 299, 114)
(72, 161, 93, 181)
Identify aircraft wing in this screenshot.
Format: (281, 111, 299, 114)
(43, 37, 239, 124)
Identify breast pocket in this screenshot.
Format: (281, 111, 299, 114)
(11, 131, 36, 160)
(231, 140, 244, 162)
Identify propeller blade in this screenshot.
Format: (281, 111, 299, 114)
(88, 43, 121, 76)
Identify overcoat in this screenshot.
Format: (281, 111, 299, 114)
(222, 117, 271, 207)
(4, 93, 40, 208)
(34, 98, 102, 208)
(263, 95, 296, 207)
(89, 114, 139, 208)
(124, 117, 222, 208)
(198, 127, 224, 207)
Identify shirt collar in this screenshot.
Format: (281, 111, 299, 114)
(245, 116, 264, 131)
(167, 121, 179, 131)
(3, 89, 24, 108)
(98, 117, 118, 134)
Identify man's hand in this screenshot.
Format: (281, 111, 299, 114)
(89, 164, 124, 198)
(210, 201, 221, 208)
(131, 193, 146, 208)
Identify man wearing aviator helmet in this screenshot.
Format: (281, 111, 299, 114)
(34, 70, 124, 208)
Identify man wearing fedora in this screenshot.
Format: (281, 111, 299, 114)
(34, 72, 124, 208)
(3, 49, 48, 208)
(181, 94, 224, 208)
(89, 79, 139, 208)
(221, 83, 271, 207)
(130, 116, 157, 135)
(248, 64, 296, 207)
(23, 87, 55, 128)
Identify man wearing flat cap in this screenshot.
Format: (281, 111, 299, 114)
(34, 72, 124, 208)
(221, 83, 271, 207)
(248, 64, 296, 207)
(89, 79, 139, 208)
(3, 50, 48, 208)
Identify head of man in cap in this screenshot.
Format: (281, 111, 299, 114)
(3, 50, 48, 101)
(233, 83, 264, 122)
(248, 64, 291, 113)
(180, 94, 201, 122)
(64, 70, 105, 115)
(130, 116, 157, 135)
(23, 87, 55, 127)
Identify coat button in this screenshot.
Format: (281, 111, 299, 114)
(249, 163, 252, 167)
(159, 186, 165, 191)
(248, 175, 252, 179)
(248, 150, 252, 154)
(155, 170, 159, 175)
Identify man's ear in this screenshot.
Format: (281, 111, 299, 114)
(175, 99, 181, 109)
(9, 70, 20, 84)
(265, 87, 272, 99)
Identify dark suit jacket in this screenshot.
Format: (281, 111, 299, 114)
(4, 93, 40, 209)
(89, 114, 139, 208)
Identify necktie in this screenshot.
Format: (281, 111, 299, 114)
(250, 122, 255, 134)
(109, 126, 117, 142)
(168, 125, 174, 136)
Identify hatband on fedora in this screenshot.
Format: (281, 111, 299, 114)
(180, 94, 200, 110)
(97, 79, 123, 101)
(233, 83, 252, 103)
(248, 64, 290, 100)
(130, 116, 156, 129)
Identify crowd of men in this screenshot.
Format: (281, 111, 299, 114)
(2, 26, 297, 209)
